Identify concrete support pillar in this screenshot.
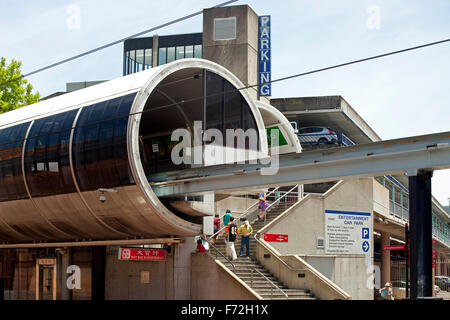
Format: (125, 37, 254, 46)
(409, 170, 433, 298)
(380, 232, 391, 286)
(173, 237, 196, 299)
(60, 247, 71, 300)
(152, 35, 159, 67)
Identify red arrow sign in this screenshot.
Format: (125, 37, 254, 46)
(264, 234, 288, 242)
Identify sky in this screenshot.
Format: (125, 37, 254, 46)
(0, 0, 449, 207)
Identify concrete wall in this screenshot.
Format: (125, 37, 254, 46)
(203, 5, 259, 100)
(105, 240, 196, 300)
(255, 242, 351, 300)
(257, 178, 377, 300)
(191, 253, 260, 300)
(373, 179, 390, 217)
(215, 196, 258, 218)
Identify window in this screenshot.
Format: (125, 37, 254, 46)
(176, 46, 185, 60)
(205, 71, 259, 150)
(24, 110, 78, 197)
(129, 50, 136, 73)
(185, 46, 194, 58)
(158, 48, 166, 66)
(194, 45, 202, 58)
(72, 93, 136, 191)
(0, 123, 30, 201)
(136, 49, 144, 72)
(144, 49, 152, 69)
(167, 47, 175, 63)
(214, 17, 236, 41)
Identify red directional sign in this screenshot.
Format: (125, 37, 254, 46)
(118, 248, 166, 261)
(264, 234, 288, 242)
(383, 245, 406, 251)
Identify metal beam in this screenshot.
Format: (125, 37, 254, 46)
(0, 238, 183, 249)
(151, 131, 450, 197)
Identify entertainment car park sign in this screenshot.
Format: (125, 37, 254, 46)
(325, 209, 372, 255)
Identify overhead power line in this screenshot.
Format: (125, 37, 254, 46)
(0, 37, 449, 149)
(0, 0, 238, 88)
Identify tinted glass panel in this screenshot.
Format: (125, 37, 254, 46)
(158, 48, 166, 66)
(194, 45, 202, 58)
(167, 47, 175, 63)
(144, 49, 152, 69)
(176, 46, 184, 60)
(72, 93, 136, 191)
(185, 46, 194, 58)
(0, 123, 30, 201)
(24, 110, 78, 197)
(205, 71, 259, 150)
(214, 17, 236, 40)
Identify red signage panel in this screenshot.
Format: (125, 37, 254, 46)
(118, 248, 166, 261)
(264, 234, 288, 242)
(383, 245, 406, 251)
(432, 249, 437, 268)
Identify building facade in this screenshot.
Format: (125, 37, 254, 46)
(0, 4, 448, 301)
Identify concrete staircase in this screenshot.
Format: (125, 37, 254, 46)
(210, 200, 316, 300)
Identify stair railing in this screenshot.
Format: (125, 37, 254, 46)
(251, 268, 289, 300)
(253, 233, 308, 273)
(208, 186, 281, 241)
(203, 237, 236, 273)
(261, 185, 299, 225)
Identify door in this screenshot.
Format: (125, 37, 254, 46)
(38, 265, 54, 300)
(36, 259, 56, 300)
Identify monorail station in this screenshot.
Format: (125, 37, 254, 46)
(0, 4, 449, 301)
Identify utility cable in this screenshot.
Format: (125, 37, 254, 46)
(0, 37, 449, 149)
(0, 0, 238, 88)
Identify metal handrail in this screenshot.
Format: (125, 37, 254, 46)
(251, 268, 289, 300)
(253, 233, 307, 273)
(261, 185, 299, 225)
(208, 186, 281, 241)
(203, 238, 236, 272)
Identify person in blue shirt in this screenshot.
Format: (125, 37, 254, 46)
(223, 209, 232, 227)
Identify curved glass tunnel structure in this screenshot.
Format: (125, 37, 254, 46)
(0, 58, 292, 243)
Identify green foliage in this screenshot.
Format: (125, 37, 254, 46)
(0, 57, 40, 114)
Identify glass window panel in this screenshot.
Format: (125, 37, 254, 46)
(224, 80, 242, 131)
(158, 48, 166, 66)
(24, 110, 78, 197)
(194, 45, 202, 58)
(176, 46, 184, 60)
(185, 46, 194, 58)
(136, 49, 144, 72)
(144, 49, 152, 69)
(129, 50, 136, 74)
(0, 123, 30, 201)
(72, 93, 136, 191)
(214, 17, 236, 41)
(205, 71, 224, 132)
(167, 47, 175, 63)
(136, 49, 144, 65)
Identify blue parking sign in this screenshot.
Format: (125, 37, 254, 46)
(362, 228, 370, 239)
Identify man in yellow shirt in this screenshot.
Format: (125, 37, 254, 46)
(238, 220, 253, 257)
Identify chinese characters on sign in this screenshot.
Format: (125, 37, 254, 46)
(118, 248, 166, 261)
(258, 15, 271, 97)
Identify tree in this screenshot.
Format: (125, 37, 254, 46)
(0, 57, 40, 114)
